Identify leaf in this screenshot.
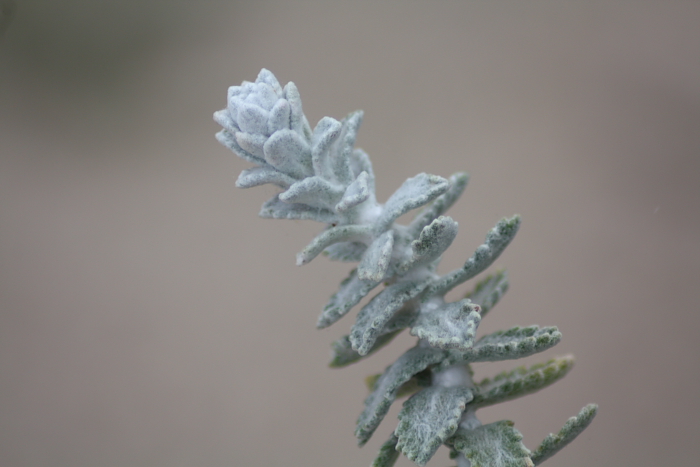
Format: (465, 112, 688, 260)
(401, 216, 459, 272)
(317, 268, 380, 329)
(283, 81, 311, 138)
(236, 101, 270, 135)
(530, 404, 598, 466)
(336, 171, 371, 213)
(235, 166, 296, 189)
(330, 111, 364, 185)
(372, 434, 400, 467)
(329, 306, 419, 367)
(376, 173, 450, 232)
(348, 148, 376, 193)
(323, 241, 367, 262)
(411, 299, 481, 351)
(310, 116, 343, 180)
(358, 230, 395, 281)
(427, 215, 521, 298)
(278, 175, 345, 209)
(259, 194, 338, 224)
(329, 329, 402, 368)
(450, 421, 533, 467)
(472, 356, 574, 409)
(214, 129, 266, 166)
(365, 369, 432, 399)
(263, 129, 313, 179)
(464, 270, 509, 319)
(350, 280, 429, 355)
(355, 345, 446, 445)
(297, 225, 371, 266)
(408, 172, 469, 238)
(267, 98, 291, 134)
(395, 386, 474, 465)
(444, 326, 562, 366)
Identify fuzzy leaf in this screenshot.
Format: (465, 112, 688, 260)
(267, 98, 291, 134)
(401, 216, 459, 272)
(411, 299, 481, 351)
(472, 356, 574, 409)
(215, 129, 266, 166)
(442, 326, 562, 367)
(350, 280, 429, 355)
(395, 386, 474, 465)
(450, 421, 533, 467)
(336, 171, 371, 212)
(427, 215, 521, 298)
(297, 225, 371, 266)
(317, 268, 380, 329)
(283, 81, 310, 137)
(531, 404, 598, 466)
(376, 173, 450, 231)
(236, 166, 296, 189)
(464, 270, 509, 319)
(323, 241, 367, 262)
(279, 176, 345, 209)
(235, 131, 267, 158)
(372, 434, 400, 467)
(349, 148, 376, 192)
(358, 230, 395, 281)
(329, 329, 402, 368)
(263, 129, 312, 179)
(259, 194, 338, 223)
(355, 345, 446, 445)
(236, 101, 270, 135)
(331, 111, 363, 185)
(408, 172, 469, 238)
(311, 116, 343, 180)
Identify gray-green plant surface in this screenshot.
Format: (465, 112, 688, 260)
(214, 69, 597, 467)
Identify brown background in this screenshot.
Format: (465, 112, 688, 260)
(1, 1, 699, 466)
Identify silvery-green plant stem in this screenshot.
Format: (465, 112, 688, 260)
(215, 69, 596, 467)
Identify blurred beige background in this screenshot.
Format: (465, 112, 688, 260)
(1, 1, 699, 466)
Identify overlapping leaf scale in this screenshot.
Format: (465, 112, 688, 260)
(355, 345, 446, 445)
(407, 172, 469, 239)
(530, 404, 598, 466)
(376, 173, 450, 232)
(472, 356, 574, 409)
(464, 270, 509, 319)
(395, 386, 474, 466)
(427, 215, 521, 298)
(411, 299, 481, 351)
(350, 280, 430, 355)
(449, 421, 534, 467)
(317, 268, 380, 329)
(323, 241, 367, 262)
(442, 326, 562, 366)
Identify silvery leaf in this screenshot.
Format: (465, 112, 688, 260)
(372, 434, 400, 467)
(235, 132, 267, 158)
(358, 230, 394, 281)
(263, 129, 313, 179)
(336, 171, 371, 213)
(330, 111, 363, 185)
(323, 241, 367, 262)
(401, 216, 458, 272)
(355, 345, 446, 445)
(214, 129, 266, 166)
(408, 172, 469, 238)
(530, 404, 598, 466)
(259, 194, 338, 224)
(317, 268, 380, 329)
(236, 101, 270, 135)
(311, 116, 343, 180)
(236, 166, 296, 189)
(279, 176, 345, 209)
(376, 173, 449, 232)
(449, 421, 533, 467)
(464, 270, 509, 319)
(395, 386, 474, 466)
(411, 299, 481, 351)
(267, 99, 291, 134)
(297, 225, 371, 266)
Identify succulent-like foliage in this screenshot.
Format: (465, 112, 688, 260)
(215, 69, 596, 466)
